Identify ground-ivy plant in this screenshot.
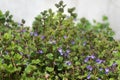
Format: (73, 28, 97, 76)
(0, 1, 120, 80)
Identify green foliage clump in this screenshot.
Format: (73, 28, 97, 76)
(0, 1, 120, 80)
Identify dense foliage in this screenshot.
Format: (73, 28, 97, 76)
(0, 1, 120, 80)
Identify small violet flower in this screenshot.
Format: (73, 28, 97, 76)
(84, 57, 90, 62)
(89, 55, 95, 59)
(30, 32, 38, 36)
(65, 61, 71, 66)
(21, 29, 26, 33)
(71, 41, 75, 45)
(83, 41, 87, 46)
(105, 68, 110, 74)
(99, 68, 103, 71)
(49, 40, 56, 44)
(64, 49, 71, 57)
(5, 51, 9, 55)
(66, 49, 70, 54)
(84, 55, 95, 63)
(87, 73, 91, 79)
(63, 35, 67, 39)
(58, 48, 63, 55)
(19, 52, 23, 55)
(38, 50, 43, 54)
(112, 62, 117, 67)
(41, 35, 45, 40)
(87, 65, 93, 71)
(34, 32, 38, 36)
(96, 59, 103, 64)
(30, 32, 34, 36)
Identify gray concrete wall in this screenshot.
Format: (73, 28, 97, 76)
(0, 0, 120, 39)
(107, 0, 120, 39)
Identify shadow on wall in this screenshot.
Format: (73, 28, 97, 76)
(0, 0, 120, 39)
(107, 0, 120, 40)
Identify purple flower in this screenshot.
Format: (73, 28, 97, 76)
(112, 62, 117, 67)
(87, 65, 93, 71)
(71, 41, 75, 45)
(58, 48, 62, 53)
(19, 52, 23, 55)
(64, 53, 68, 57)
(105, 68, 109, 74)
(63, 35, 67, 39)
(5, 51, 9, 55)
(99, 68, 103, 71)
(96, 59, 103, 64)
(30, 32, 38, 36)
(66, 49, 70, 54)
(84, 56, 90, 62)
(49, 40, 56, 44)
(87, 73, 91, 79)
(58, 48, 63, 55)
(83, 41, 87, 46)
(41, 35, 45, 40)
(84, 55, 95, 63)
(89, 55, 95, 59)
(30, 32, 34, 36)
(38, 50, 43, 54)
(64, 49, 71, 57)
(34, 32, 38, 36)
(21, 29, 26, 33)
(65, 61, 71, 66)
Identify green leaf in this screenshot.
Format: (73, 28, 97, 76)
(5, 10, 10, 17)
(75, 61, 80, 65)
(116, 60, 120, 65)
(14, 53, 22, 60)
(3, 55, 11, 60)
(57, 64, 63, 71)
(3, 33, 12, 40)
(6, 64, 17, 73)
(73, 56, 78, 61)
(0, 10, 3, 16)
(55, 56, 63, 62)
(59, 1, 63, 5)
(102, 16, 108, 21)
(18, 46, 23, 52)
(25, 65, 37, 74)
(0, 10, 5, 21)
(109, 78, 114, 80)
(46, 53, 54, 60)
(46, 67, 54, 72)
(31, 59, 40, 64)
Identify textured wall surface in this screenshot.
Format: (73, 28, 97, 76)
(107, 0, 120, 39)
(0, 0, 120, 39)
